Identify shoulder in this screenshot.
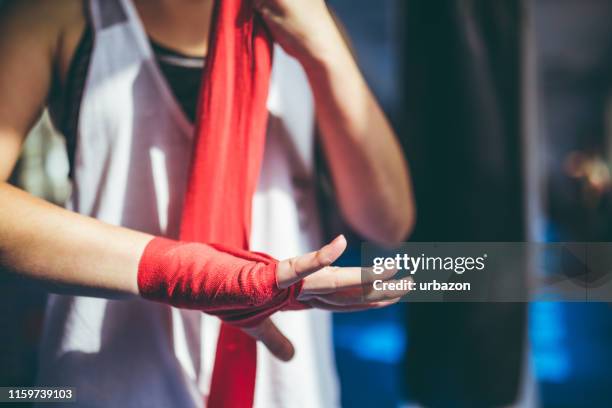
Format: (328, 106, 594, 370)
(0, 0, 86, 71)
(0, 0, 83, 38)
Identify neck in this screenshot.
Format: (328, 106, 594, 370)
(134, 0, 214, 57)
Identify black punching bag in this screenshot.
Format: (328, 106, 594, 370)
(401, 1, 527, 406)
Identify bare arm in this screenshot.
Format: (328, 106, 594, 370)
(0, 1, 150, 298)
(306, 24, 415, 244)
(0, 183, 150, 297)
(257, 0, 416, 245)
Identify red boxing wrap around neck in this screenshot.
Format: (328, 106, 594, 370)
(184, 0, 273, 406)
(138, 1, 292, 407)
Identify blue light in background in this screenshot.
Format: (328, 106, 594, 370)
(333, 305, 407, 408)
(529, 220, 572, 384)
(335, 321, 407, 364)
(530, 302, 572, 383)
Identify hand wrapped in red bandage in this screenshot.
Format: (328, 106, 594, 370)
(138, 234, 409, 360)
(137, 237, 305, 328)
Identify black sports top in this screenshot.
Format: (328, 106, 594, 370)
(49, 24, 205, 171)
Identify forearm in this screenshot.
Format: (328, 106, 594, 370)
(298, 16, 415, 244)
(255, 1, 414, 243)
(0, 182, 151, 298)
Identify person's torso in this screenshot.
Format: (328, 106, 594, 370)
(38, 1, 339, 407)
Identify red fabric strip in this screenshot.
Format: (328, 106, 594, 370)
(180, 0, 273, 407)
(138, 237, 306, 326)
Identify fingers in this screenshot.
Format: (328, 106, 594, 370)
(300, 266, 361, 295)
(242, 318, 295, 362)
(253, 0, 281, 20)
(301, 265, 398, 295)
(252, 0, 272, 12)
(303, 277, 412, 306)
(305, 297, 401, 312)
(276, 235, 347, 289)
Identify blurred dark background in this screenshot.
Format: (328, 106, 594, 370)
(330, 0, 612, 407)
(2, 0, 612, 407)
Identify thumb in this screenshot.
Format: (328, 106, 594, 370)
(276, 234, 347, 289)
(242, 318, 295, 362)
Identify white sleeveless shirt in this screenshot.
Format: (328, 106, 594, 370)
(36, 0, 339, 407)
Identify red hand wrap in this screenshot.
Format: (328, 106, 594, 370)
(137, 237, 305, 328)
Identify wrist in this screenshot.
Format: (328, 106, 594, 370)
(288, 9, 348, 71)
(137, 236, 180, 301)
(136, 236, 307, 325)
(296, 31, 345, 75)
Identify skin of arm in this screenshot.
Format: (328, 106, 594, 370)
(256, 0, 416, 245)
(0, 0, 148, 298)
(0, 183, 150, 298)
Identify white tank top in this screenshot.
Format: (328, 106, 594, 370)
(36, 0, 339, 407)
